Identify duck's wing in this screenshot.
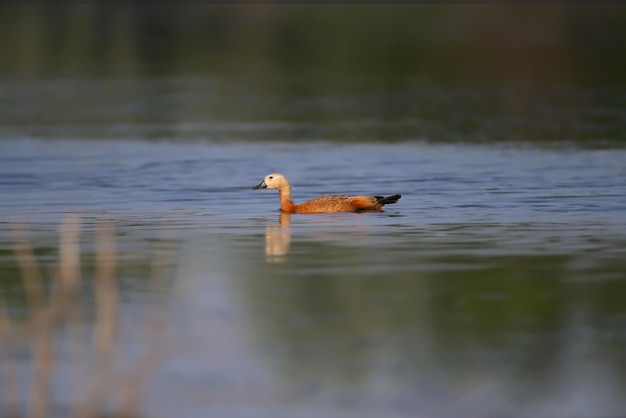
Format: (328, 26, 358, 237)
(298, 195, 385, 213)
(297, 195, 354, 213)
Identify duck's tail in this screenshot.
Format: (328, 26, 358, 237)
(375, 194, 402, 206)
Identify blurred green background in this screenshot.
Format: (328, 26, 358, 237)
(2, 4, 625, 144)
(2, 4, 625, 84)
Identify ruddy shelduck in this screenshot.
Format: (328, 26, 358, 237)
(252, 173, 401, 214)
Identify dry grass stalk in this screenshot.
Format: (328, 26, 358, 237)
(0, 294, 20, 417)
(10, 220, 56, 418)
(58, 214, 82, 293)
(54, 215, 90, 418)
(2, 215, 167, 418)
(73, 219, 119, 418)
(10, 220, 45, 315)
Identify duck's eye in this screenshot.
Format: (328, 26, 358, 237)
(269, 176, 273, 179)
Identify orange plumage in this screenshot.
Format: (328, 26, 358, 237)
(252, 173, 401, 214)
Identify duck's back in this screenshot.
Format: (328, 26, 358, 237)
(295, 194, 396, 213)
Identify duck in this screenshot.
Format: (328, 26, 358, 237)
(252, 173, 401, 214)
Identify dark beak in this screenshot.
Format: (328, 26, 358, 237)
(252, 180, 267, 190)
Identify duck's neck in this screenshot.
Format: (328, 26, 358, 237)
(279, 185, 296, 212)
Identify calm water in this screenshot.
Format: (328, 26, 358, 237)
(1, 78, 626, 418)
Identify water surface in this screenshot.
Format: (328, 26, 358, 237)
(1, 80, 626, 418)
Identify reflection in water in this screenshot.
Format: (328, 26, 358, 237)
(265, 212, 292, 263)
(3, 213, 626, 417)
(1, 134, 625, 417)
(236, 233, 626, 417)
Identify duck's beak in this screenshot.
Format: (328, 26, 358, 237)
(252, 180, 267, 190)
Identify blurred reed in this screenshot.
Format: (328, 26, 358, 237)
(1, 215, 169, 418)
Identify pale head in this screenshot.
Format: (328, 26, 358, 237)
(252, 173, 289, 190)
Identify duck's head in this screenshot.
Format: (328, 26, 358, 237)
(252, 173, 288, 190)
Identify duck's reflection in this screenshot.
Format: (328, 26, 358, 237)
(265, 212, 291, 263)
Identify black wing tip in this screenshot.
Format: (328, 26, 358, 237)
(377, 194, 402, 205)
